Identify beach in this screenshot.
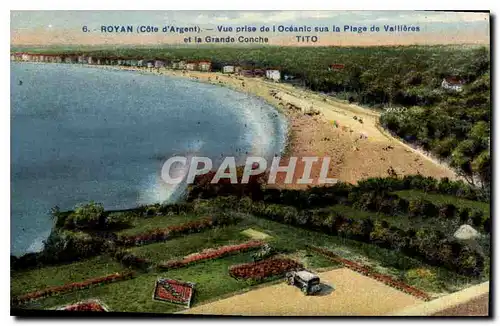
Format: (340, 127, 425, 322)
(98, 65, 459, 188)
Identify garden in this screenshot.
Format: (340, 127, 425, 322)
(11, 175, 491, 314)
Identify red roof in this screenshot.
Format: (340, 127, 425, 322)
(444, 77, 464, 85)
(329, 64, 345, 69)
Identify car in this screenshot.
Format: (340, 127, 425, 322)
(286, 270, 322, 295)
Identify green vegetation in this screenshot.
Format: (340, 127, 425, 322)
(129, 224, 250, 263)
(394, 190, 490, 216)
(116, 214, 202, 236)
(11, 256, 125, 297)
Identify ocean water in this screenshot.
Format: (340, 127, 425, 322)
(11, 63, 287, 255)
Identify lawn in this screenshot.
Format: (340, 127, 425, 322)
(115, 214, 203, 236)
(129, 224, 252, 263)
(11, 255, 126, 297)
(13, 209, 487, 313)
(19, 252, 266, 314)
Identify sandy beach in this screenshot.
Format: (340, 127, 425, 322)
(103, 66, 459, 187)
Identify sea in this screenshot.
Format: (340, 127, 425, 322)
(10, 63, 287, 255)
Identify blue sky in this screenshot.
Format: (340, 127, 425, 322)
(11, 11, 490, 46)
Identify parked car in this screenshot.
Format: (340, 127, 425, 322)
(286, 270, 321, 295)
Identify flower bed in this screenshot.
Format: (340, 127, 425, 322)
(116, 217, 215, 246)
(229, 258, 303, 281)
(56, 299, 109, 312)
(153, 278, 195, 308)
(158, 240, 264, 270)
(306, 245, 431, 301)
(12, 272, 135, 306)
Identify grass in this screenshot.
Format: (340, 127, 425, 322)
(11, 255, 126, 297)
(115, 214, 202, 236)
(129, 224, 251, 263)
(19, 252, 264, 314)
(394, 190, 490, 216)
(325, 204, 464, 233)
(13, 207, 489, 313)
(240, 228, 272, 240)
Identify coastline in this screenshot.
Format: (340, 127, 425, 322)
(88, 64, 459, 187)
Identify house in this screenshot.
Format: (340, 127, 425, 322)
(240, 70, 254, 77)
(77, 55, 87, 64)
(129, 59, 138, 67)
(253, 69, 265, 77)
(441, 77, 464, 92)
(64, 56, 77, 64)
(87, 56, 93, 65)
(146, 61, 154, 69)
(222, 65, 235, 74)
(265, 69, 281, 82)
(198, 60, 211, 72)
(21, 53, 32, 61)
(328, 64, 345, 71)
(185, 61, 197, 71)
(154, 60, 166, 69)
(173, 60, 187, 70)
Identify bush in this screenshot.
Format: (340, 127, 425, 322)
(105, 212, 135, 229)
(64, 202, 105, 230)
(438, 204, 457, 219)
(469, 209, 485, 228)
(408, 198, 438, 218)
(113, 250, 152, 271)
(458, 207, 472, 223)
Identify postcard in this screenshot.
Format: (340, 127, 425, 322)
(10, 10, 491, 317)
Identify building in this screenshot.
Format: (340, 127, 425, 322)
(64, 56, 77, 64)
(222, 65, 235, 74)
(21, 53, 32, 61)
(77, 55, 87, 64)
(240, 69, 254, 77)
(328, 64, 345, 71)
(198, 60, 211, 72)
(441, 77, 464, 92)
(253, 69, 265, 77)
(146, 61, 154, 69)
(154, 60, 166, 69)
(265, 69, 281, 82)
(87, 56, 93, 65)
(185, 61, 197, 71)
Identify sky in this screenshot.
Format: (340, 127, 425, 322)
(11, 11, 490, 46)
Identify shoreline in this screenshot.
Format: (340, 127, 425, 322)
(103, 65, 459, 186)
(40, 62, 460, 187)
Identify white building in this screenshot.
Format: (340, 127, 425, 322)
(265, 69, 281, 82)
(21, 53, 32, 61)
(198, 61, 211, 72)
(223, 65, 235, 74)
(441, 77, 464, 92)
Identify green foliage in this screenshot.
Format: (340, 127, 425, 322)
(65, 201, 104, 230)
(105, 212, 135, 229)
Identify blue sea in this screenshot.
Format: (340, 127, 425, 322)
(10, 63, 287, 255)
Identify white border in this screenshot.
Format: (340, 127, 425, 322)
(3, 1, 495, 326)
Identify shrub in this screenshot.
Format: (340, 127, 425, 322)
(458, 207, 472, 223)
(438, 204, 457, 219)
(408, 199, 438, 218)
(113, 250, 152, 271)
(64, 202, 105, 230)
(105, 212, 135, 229)
(469, 209, 485, 228)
